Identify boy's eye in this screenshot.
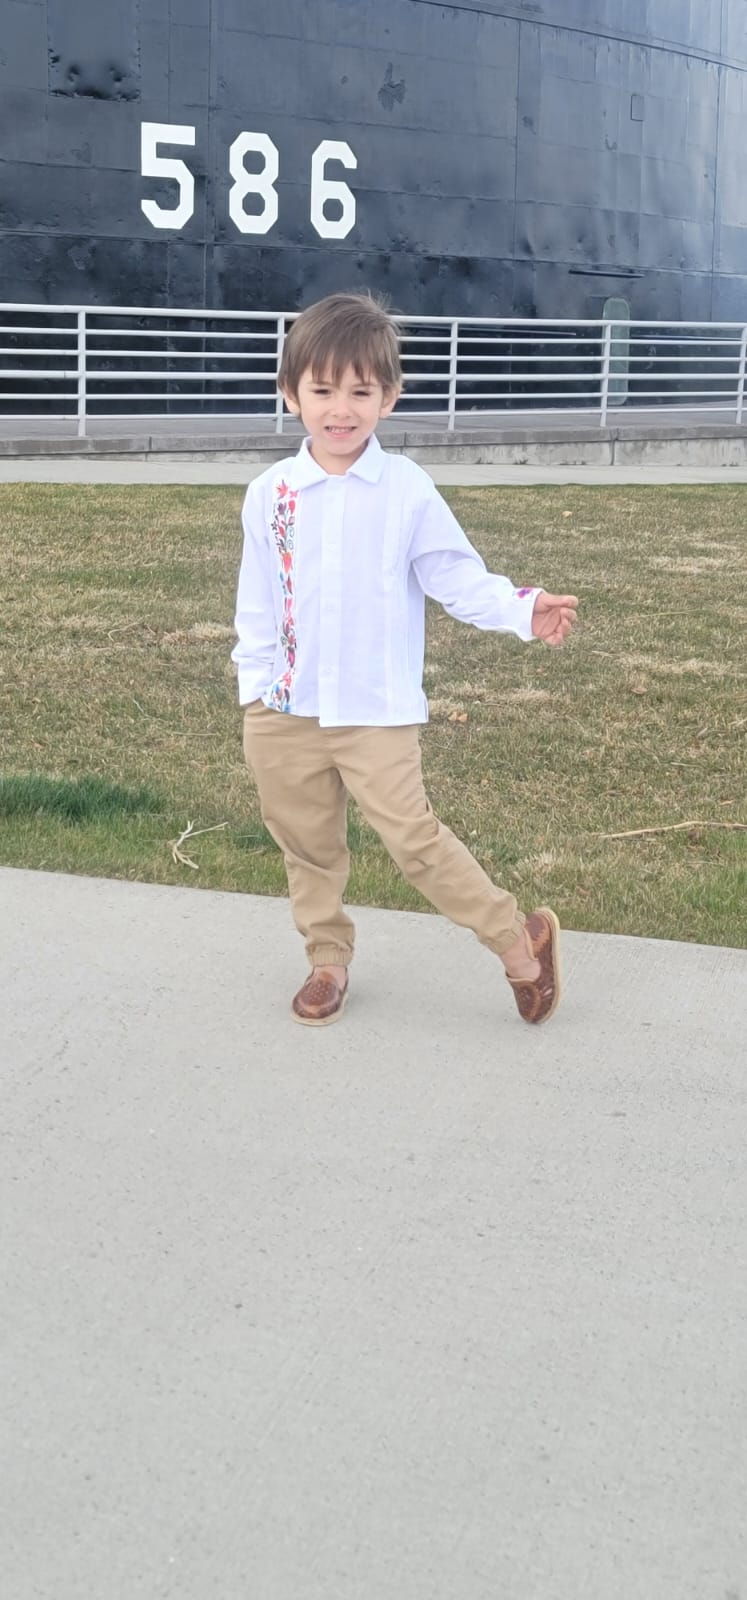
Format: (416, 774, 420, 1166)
(310, 386, 373, 399)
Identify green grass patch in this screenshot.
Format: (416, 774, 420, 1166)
(1, 481, 745, 946)
(0, 772, 163, 822)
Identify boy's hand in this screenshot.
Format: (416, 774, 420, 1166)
(531, 592, 579, 646)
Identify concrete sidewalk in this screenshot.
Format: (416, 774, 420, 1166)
(4, 455, 747, 485)
(2, 865, 746, 1600)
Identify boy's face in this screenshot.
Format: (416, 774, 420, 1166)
(281, 364, 399, 474)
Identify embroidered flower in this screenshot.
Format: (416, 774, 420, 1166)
(268, 480, 298, 713)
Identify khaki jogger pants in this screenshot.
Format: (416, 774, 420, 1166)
(243, 702, 526, 969)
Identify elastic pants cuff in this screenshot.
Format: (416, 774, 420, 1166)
(481, 912, 527, 958)
(306, 944, 354, 969)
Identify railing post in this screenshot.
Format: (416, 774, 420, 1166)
(447, 319, 458, 430)
(736, 325, 747, 425)
(599, 319, 612, 428)
(275, 315, 286, 434)
(76, 309, 87, 438)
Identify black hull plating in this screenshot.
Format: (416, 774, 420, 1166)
(1, 1, 746, 320)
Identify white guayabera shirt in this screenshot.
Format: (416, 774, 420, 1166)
(232, 434, 541, 728)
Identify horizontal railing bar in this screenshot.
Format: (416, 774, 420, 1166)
(457, 352, 601, 361)
(608, 353, 740, 363)
(625, 375, 739, 384)
(455, 335, 604, 346)
(2, 400, 734, 421)
(4, 359, 737, 379)
(0, 328, 78, 340)
(7, 385, 733, 403)
(0, 348, 78, 358)
(4, 302, 747, 330)
(434, 391, 602, 402)
(82, 372, 279, 383)
(84, 351, 278, 363)
(0, 302, 290, 322)
(607, 403, 742, 416)
(453, 367, 739, 379)
(76, 403, 560, 416)
(85, 329, 281, 344)
(452, 374, 739, 386)
(10, 396, 733, 412)
(449, 391, 740, 403)
(446, 403, 742, 415)
(456, 353, 604, 363)
(451, 380, 602, 389)
(0, 368, 78, 379)
(452, 320, 747, 330)
(624, 337, 743, 348)
(455, 337, 743, 351)
(94, 354, 747, 364)
(0, 393, 77, 401)
(619, 388, 740, 397)
(453, 373, 600, 384)
(78, 410, 276, 418)
(2, 377, 739, 393)
(79, 392, 278, 400)
(454, 353, 741, 366)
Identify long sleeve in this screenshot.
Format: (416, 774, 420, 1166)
(231, 481, 278, 704)
(409, 482, 541, 641)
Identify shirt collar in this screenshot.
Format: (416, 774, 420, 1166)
(289, 433, 385, 488)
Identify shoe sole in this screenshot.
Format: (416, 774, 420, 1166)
(534, 905, 562, 1023)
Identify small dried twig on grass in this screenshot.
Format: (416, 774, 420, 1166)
(599, 820, 747, 841)
(107, 621, 157, 642)
(169, 818, 228, 869)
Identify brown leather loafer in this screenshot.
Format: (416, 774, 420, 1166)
(291, 968, 349, 1027)
(505, 907, 562, 1024)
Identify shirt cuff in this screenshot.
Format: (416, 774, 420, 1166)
(236, 664, 272, 705)
(511, 586, 543, 642)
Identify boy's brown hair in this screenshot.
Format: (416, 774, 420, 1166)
(278, 292, 401, 399)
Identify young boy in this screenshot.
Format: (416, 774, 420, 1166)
(232, 293, 578, 1027)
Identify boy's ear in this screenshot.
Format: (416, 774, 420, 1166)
(379, 385, 401, 419)
(280, 385, 301, 416)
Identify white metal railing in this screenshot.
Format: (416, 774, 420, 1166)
(2, 303, 747, 437)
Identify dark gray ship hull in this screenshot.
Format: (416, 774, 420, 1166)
(1, 0, 746, 320)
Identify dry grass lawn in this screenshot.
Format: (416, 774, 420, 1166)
(1, 481, 745, 947)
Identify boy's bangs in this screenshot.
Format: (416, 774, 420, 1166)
(309, 338, 383, 389)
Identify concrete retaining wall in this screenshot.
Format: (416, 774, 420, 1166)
(2, 424, 747, 468)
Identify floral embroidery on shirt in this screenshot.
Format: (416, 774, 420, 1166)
(267, 477, 298, 712)
(516, 587, 535, 598)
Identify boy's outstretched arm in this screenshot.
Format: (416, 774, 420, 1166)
(410, 481, 578, 644)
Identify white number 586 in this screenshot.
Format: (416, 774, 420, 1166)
(140, 122, 357, 240)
